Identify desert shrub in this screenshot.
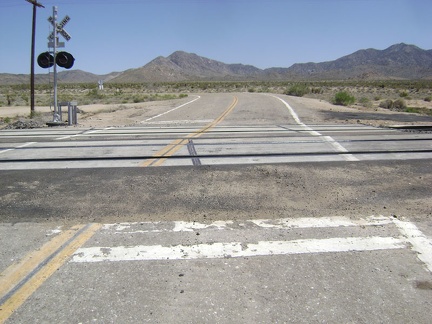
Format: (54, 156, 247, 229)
(424, 96, 431, 102)
(133, 96, 142, 103)
(379, 99, 407, 110)
(358, 97, 372, 108)
(30, 111, 42, 119)
(2, 117, 11, 124)
(399, 91, 409, 97)
(393, 99, 407, 109)
(379, 99, 394, 109)
(21, 93, 29, 104)
(6, 94, 14, 106)
(58, 94, 74, 102)
(86, 88, 104, 99)
(284, 84, 310, 97)
(404, 107, 432, 116)
(334, 91, 355, 106)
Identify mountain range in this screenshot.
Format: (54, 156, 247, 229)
(1, 43, 431, 85)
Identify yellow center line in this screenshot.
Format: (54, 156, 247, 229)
(141, 96, 238, 167)
(0, 224, 84, 299)
(0, 223, 101, 323)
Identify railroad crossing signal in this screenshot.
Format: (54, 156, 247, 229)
(40, 6, 76, 124)
(39, 8, 74, 70)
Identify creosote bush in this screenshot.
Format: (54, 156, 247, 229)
(393, 99, 407, 109)
(379, 99, 394, 109)
(1, 117, 12, 124)
(379, 99, 407, 110)
(358, 97, 372, 108)
(333, 91, 355, 106)
(284, 84, 310, 97)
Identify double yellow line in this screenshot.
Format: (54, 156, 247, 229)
(141, 96, 238, 167)
(0, 223, 101, 323)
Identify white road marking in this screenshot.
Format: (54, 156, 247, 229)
(0, 142, 36, 154)
(142, 95, 201, 122)
(270, 95, 359, 161)
(142, 119, 213, 125)
(71, 236, 405, 263)
(172, 220, 234, 232)
(272, 95, 302, 125)
(73, 216, 432, 273)
(392, 218, 432, 272)
(55, 127, 114, 140)
(102, 215, 391, 233)
(323, 136, 359, 162)
(250, 215, 392, 229)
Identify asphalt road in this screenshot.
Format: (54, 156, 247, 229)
(1, 93, 432, 323)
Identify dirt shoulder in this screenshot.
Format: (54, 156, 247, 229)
(286, 96, 432, 128)
(0, 98, 192, 129)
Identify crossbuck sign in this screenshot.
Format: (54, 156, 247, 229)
(48, 13, 71, 46)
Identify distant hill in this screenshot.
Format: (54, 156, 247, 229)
(1, 43, 431, 84)
(0, 70, 121, 85)
(0, 73, 63, 85)
(56, 70, 122, 83)
(279, 43, 432, 80)
(110, 51, 263, 83)
(110, 44, 432, 82)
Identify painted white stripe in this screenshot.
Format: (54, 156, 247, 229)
(142, 95, 201, 122)
(274, 96, 302, 125)
(142, 119, 213, 125)
(392, 218, 432, 272)
(172, 220, 234, 232)
(250, 215, 392, 229)
(71, 236, 406, 263)
(102, 220, 236, 233)
(323, 136, 359, 162)
(101, 215, 391, 233)
(55, 127, 114, 140)
(270, 95, 359, 161)
(0, 142, 36, 154)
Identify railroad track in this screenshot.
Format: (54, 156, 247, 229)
(0, 124, 431, 169)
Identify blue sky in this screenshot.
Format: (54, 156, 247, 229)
(0, 0, 431, 75)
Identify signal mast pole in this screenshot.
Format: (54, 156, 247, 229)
(52, 6, 58, 119)
(26, 0, 45, 117)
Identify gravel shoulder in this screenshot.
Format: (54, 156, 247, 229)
(285, 96, 432, 128)
(0, 160, 431, 225)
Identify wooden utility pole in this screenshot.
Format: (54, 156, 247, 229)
(26, 0, 45, 117)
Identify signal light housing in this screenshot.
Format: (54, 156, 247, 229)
(37, 52, 54, 68)
(56, 51, 75, 69)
